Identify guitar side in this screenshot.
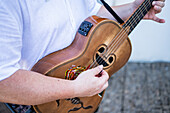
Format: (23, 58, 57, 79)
(31, 15, 132, 113)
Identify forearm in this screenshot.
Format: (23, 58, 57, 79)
(97, 2, 135, 21)
(0, 69, 74, 105)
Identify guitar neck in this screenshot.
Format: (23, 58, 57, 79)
(122, 0, 154, 35)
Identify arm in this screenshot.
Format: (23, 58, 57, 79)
(97, 0, 165, 23)
(0, 1, 109, 105)
(0, 69, 75, 105)
(0, 66, 109, 105)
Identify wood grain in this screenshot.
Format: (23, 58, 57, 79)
(31, 15, 132, 113)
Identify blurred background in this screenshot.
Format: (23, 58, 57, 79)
(0, 0, 169, 113)
(98, 0, 170, 113)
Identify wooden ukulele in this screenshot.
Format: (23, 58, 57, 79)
(13, 0, 153, 113)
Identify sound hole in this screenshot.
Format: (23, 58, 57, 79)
(94, 45, 116, 69)
(109, 57, 113, 63)
(98, 47, 105, 53)
(96, 53, 109, 67)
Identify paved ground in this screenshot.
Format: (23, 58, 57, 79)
(98, 62, 170, 113)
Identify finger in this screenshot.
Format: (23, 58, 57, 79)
(98, 81, 109, 93)
(154, 6, 162, 14)
(159, 0, 165, 2)
(103, 81, 108, 90)
(90, 65, 103, 76)
(101, 70, 109, 80)
(152, 16, 165, 23)
(97, 70, 109, 89)
(152, 1, 165, 8)
(99, 70, 109, 80)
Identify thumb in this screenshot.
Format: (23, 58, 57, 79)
(90, 65, 103, 76)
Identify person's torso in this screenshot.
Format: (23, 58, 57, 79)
(15, 0, 100, 70)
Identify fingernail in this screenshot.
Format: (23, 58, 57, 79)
(152, 1, 155, 5)
(98, 65, 103, 70)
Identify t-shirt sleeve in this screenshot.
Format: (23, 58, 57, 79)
(88, 0, 102, 16)
(0, 2, 22, 81)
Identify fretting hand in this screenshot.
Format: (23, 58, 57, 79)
(133, 0, 165, 23)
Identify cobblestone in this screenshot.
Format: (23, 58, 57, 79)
(98, 62, 170, 113)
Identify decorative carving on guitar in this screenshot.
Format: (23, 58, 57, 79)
(67, 98, 93, 113)
(56, 98, 93, 113)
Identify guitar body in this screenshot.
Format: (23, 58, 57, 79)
(31, 16, 132, 113)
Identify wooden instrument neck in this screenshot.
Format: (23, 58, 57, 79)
(122, 0, 154, 35)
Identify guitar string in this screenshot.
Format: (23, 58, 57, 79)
(93, 0, 152, 68)
(89, 0, 152, 69)
(106, 0, 152, 53)
(91, 0, 152, 69)
(106, 0, 152, 54)
(94, 0, 151, 67)
(110, 0, 152, 53)
(89, 0, 150, 69)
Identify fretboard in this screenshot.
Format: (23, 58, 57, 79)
(122, 0, 154, 35)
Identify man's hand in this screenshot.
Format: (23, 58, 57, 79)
(133, 0, 165, 23)
(73, 65, 109, 97)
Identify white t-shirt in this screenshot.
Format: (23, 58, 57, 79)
(0, 0, 101, 81)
